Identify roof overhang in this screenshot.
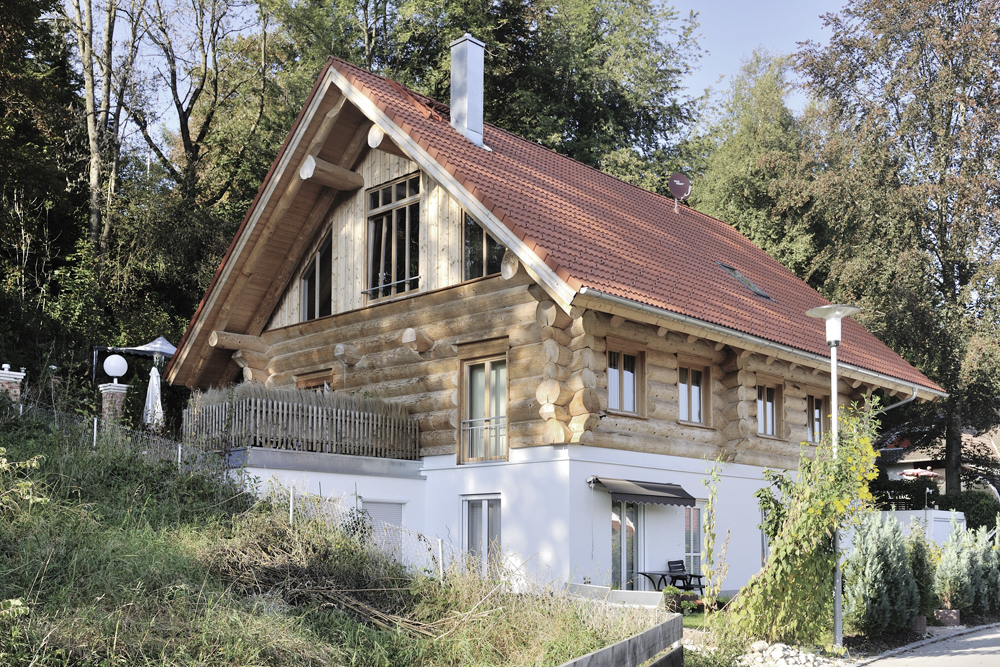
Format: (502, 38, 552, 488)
(588, 476, 696, 507)
(573, 287, 949, 404)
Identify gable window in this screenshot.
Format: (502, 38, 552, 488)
(757, 380, 783, 437)
(301, 235, 333, 321)
(464, 212, 505, 281)
(365, 174, 420, 300)
(678, 362, 710, 425)
(807, 394, 827, 443)
(465, 496, 501, 575)
(608, 341, 644, 415)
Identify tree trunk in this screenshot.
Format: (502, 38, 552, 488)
(945, 398, 963, 495)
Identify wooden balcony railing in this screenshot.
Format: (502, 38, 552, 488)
(182, 396, 420, 460)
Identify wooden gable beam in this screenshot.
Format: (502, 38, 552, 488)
(246, 121, 373, 337)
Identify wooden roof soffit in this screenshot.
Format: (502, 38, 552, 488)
(571, 291, 941, 403)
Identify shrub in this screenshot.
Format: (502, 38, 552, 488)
(937, 490, 1000, 531)
(905, 520, 937, 617)
(969, 527, 1000, 615)
(843, 514, 918, 636)
(934, 516, 973, 612)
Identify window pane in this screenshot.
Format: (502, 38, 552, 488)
(369, 191, 380, 210)
(395, 181, 406, 201)
(381, 186, 392, 205)
(679, 367, 689, 421)
(625, 502, 637, 590)
(302, 259, 316, 321)
(608, 351, 620, 410)
(381, 217, 393, 298)
(690, 368, 702, 423)
(622, 354, 636, 413)
(489, 360, 507, 458)
(408, 203, 420, 290)
(368, 217, 383, 296)
(395, 208, 406, 293)
(468, 500, 483, 560)
(464, 213, 484, 280)
(766, 387, 776, 436)
(318, 237, 332, 318)
(485, 233, 505, 275)
(409, 176, 419, 197)
(612, 501, 622, 589)
(757, 386, 766, 435)
(487, 499, 501, 566)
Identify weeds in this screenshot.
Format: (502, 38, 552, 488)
(0, 415, 665, 666)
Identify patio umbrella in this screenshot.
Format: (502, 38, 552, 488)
(143, 366, 165, 430)
(900, 468, 940, 479)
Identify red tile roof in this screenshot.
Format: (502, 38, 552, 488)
(334, 57, 943, 394)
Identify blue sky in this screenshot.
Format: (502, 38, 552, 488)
(673, 0, 848, 112)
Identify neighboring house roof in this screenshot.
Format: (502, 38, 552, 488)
(167, 56, 947, 400)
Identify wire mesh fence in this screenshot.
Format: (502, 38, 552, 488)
(290, 491, 472, 580)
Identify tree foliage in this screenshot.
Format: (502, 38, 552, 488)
(843, 514, 918, 636)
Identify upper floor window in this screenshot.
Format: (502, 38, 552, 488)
(365, 174, 420, 300)
(757, 380, 783, 437)
(464, 212, 504, 281)
(807, 394, 827, 443)
(458, 339, 510, 464)
(678, 362, 709, 425)
(608, 341, 644, 415)
(301, 235, 332, 321)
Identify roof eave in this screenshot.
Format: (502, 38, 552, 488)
(573, 287, 949, 403)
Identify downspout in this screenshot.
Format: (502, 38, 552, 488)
(874, 383, 918, 415)
(576, 287, 947, 400)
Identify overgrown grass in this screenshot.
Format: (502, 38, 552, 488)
(0, 414, 665, 666)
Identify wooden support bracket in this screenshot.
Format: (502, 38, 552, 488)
(299, 155, 364, 190)
(209, 330, 269, 354)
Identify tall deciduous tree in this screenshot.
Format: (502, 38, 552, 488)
(798, 0, 1000, 493)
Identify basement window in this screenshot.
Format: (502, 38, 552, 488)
(718, 263, 772, 300)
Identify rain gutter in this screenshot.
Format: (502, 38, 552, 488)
(575, 287, 949, 401)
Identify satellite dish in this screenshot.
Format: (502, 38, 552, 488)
(668, 173, 691, 200)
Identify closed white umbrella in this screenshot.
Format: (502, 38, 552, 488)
(143, 366, 165, 429)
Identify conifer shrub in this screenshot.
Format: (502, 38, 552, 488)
(904, 520, 937, 618)
(934, 517, 972, 612)
(969, 527, 1000, 615)
(843, 514, 918, 636)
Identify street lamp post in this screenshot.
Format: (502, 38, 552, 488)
(806, 304, 862, 650)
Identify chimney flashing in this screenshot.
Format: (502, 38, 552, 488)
(450, 33, 486, 147)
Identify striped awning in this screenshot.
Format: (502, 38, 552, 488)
(589, 477, 696, 507)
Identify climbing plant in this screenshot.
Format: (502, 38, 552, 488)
(701, 458, 730, 620)
(729, 405, 880, 644)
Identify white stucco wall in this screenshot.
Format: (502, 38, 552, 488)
(421, 444, 773, 591)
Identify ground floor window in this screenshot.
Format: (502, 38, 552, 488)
(465, 497, 501, 575)
(612, 500, 640, 590)
(685, 504, 703, 575)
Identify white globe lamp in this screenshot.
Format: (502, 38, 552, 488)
(103, 354, 128, 384)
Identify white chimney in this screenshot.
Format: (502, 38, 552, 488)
(450, 33, 485, 147)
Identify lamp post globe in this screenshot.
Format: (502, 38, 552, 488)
(103, 354, 128, 383)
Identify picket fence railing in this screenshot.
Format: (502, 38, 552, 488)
(182, 398, 420, 460)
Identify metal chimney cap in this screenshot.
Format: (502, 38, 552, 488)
(450, 33, 485, 48)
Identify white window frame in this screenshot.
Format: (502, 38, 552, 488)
(364, 173, 421, 301)
(685, 501, 705, 576)
(677, 357, 711, 426)
(463, 494, 501, 575)
(807, 394, 829, 443)
(756, 376, 783, 438)
(612, 499, 643, 590)
(607, 338, 645, 416)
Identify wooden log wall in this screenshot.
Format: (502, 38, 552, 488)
(256, 269, 545, 457)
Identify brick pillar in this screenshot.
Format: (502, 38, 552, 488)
(98, 382, 129, 422)
(0, 364, 26, 403)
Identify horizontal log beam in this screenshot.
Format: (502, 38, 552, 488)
(298, 155, 364, 191)
(209, 330, 269, 354)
